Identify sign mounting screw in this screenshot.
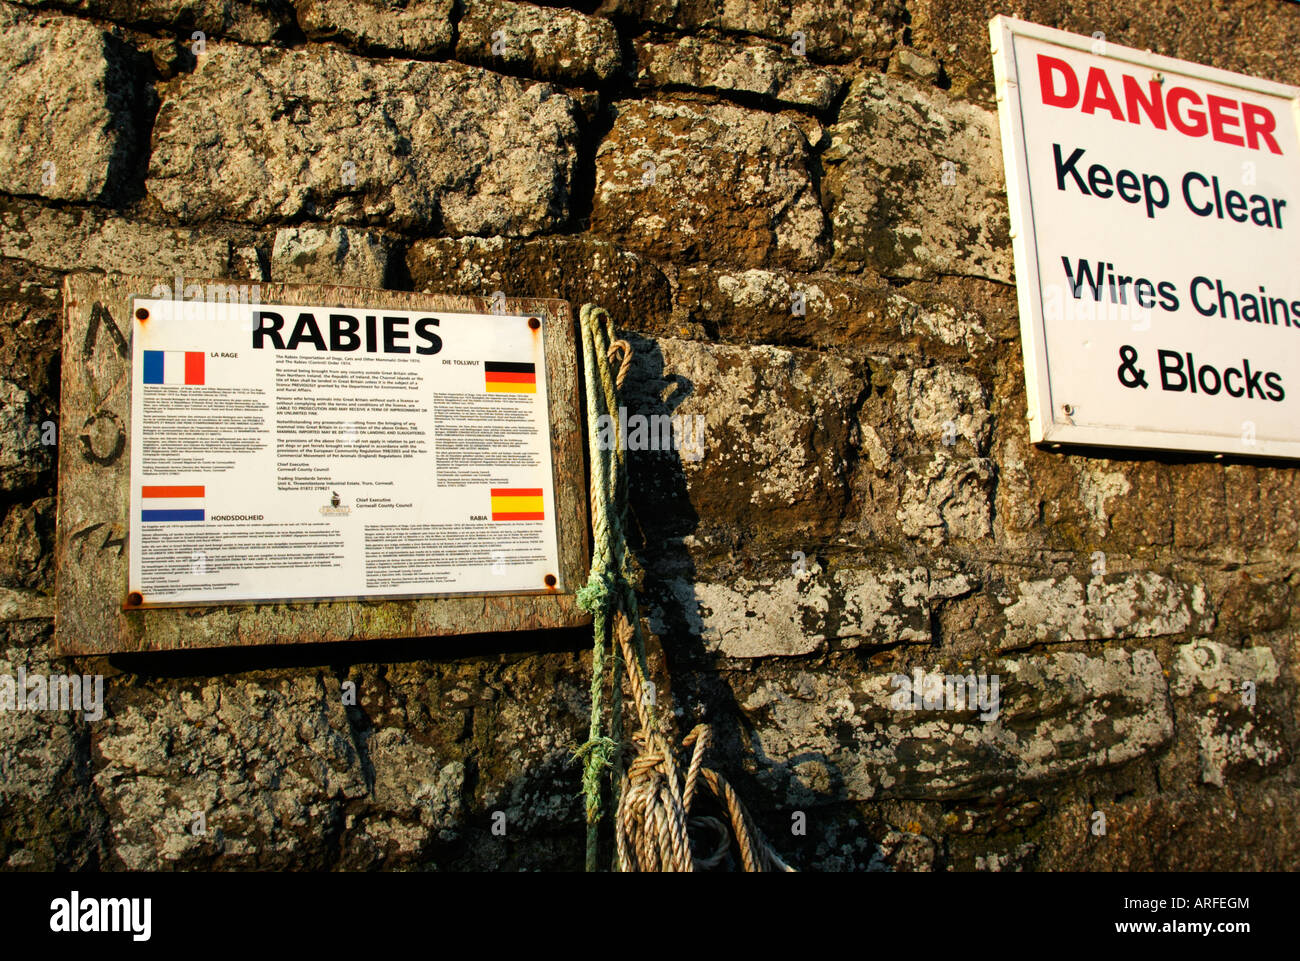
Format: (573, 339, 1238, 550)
(127, 591, 143, 606)
(528, 317, 541, 330)
(544, 573, 557, 587)
(135, 307, 149, 320)
(1062, 403, 1075, 416)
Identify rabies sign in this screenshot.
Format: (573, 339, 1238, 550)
(127, 298, 561, 606)
(990, 16, 1300, 458)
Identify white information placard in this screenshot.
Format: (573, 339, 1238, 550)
(991, 16, 1300, 458)
(127, 297, 561, 605)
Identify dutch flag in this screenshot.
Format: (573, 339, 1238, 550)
(141, 485, 204, 523)
(142, 350, 204, 386)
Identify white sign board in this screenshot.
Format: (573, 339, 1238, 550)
(991, 16, 1300, 458)
(127, 297, 561, 605)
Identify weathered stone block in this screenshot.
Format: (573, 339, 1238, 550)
(823, 72, 1010, 281)
(896, 451, 994, 545)
(597, 0, 906, 63)
(1213, 570, 1293, 634)
(678, 267, 888, 348)
(360, 728, 464, 853)
(894, 367, 991, 455)
(1224, 464, 1300, 553)
(465, 656, 587, 840)
(0, 2, 137, 203)
(0, 256, 60, 412)
(336, 653, 586, 869)
(1088, 462, 1175, 548)
(296, 0, 454, 55)
(0, 198, 253, 278)
(885, 291, 995, 357)
(740, 647, 1173, 802)
(1172, 639, 1291, 787)
(833, 563, 971, 647)
(0, 379, 51, 493)
(0, 621, 105, 870)
(592, 99, 827, 270)
(93, 674, 370, 869)
(271, 226, 394, 288)
(635, 36, 843, 110)
(11, 0, 290, 44)
(148, 45, 580, 234)
(1000, 570, 1212, 650)
(912, 0, 1300, 100)
(1165, 463, 1227, 549)
(993, 435, 1184, 551)
(0, 497, 54, 591)
(650, 567, 830, 658)
(889, 363, 996, 547)
(407, 236, 673, 338)
(621, 338, 863, 542)
(677, 266, 996, 355)
(1189, 708, 1290, 788)
(1035, 789, 1300, 871)
(457, 0, 622, 84)
(0, 585, 54, 622)
(1170, 638, 1277, 699)
(647, 558, 973, 657)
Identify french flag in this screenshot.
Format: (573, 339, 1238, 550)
(141, 485, 204, 523)
(143, 350, 204, 385)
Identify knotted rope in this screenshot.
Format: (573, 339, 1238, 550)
(574, 303, 794, 873)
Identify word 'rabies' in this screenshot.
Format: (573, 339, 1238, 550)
(252, 310, 443, 354)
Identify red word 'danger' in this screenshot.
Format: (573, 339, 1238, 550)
(1037, 54, 1283, 155)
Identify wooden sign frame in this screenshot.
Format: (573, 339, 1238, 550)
(55, 274, 590, 655)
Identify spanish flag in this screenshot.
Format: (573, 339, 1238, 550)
(491, 487, 544, 521)
(485, 361, 536, 393)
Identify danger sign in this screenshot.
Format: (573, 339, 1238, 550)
(990, 16, 1300, 458)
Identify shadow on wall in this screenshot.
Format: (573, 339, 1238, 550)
(106, 625, 591, 680)
(619, 333, 849, 870)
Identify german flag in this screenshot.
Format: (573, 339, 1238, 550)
(485, 361, 536, 393)
(491, 487, 544, 521)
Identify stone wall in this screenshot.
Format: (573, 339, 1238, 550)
(1, 0, 1297, 870)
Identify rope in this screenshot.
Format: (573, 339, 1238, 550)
(574, 303, 795, 873)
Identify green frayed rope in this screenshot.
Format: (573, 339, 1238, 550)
(573, 735, 619, 785)
(575, 302, 640, 872)
(575, 571, 617, 615)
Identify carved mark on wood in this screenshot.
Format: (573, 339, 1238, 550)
(78, 409, 125, 466)
(83, 302, 129, 364)
(100, 526, 126, 557)
(69, 522, 105, 554)
(67, 521, 125, 557)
